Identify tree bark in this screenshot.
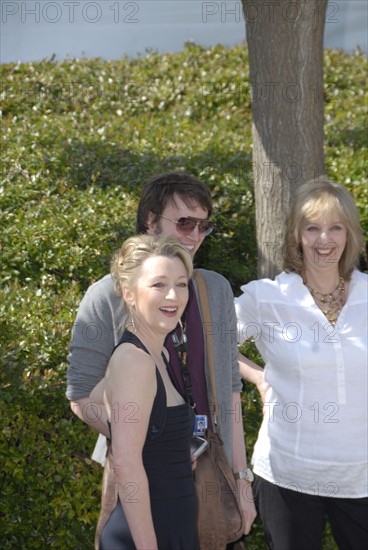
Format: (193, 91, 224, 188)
(242, 0, 327, 278)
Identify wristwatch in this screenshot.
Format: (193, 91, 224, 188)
(234, 467, 254, 482)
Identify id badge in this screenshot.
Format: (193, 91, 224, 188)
(194, 414, 207, 435)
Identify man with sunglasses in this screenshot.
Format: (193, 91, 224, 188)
(66, 172, 256, 540)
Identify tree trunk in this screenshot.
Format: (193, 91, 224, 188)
(242, 0, 327, 278)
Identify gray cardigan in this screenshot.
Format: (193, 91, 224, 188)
(67, 269, 242, 463)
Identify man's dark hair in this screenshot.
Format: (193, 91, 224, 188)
(136, 172, 212, 233)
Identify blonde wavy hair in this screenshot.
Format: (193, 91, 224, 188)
(283, 177, 364, 279)
(111, 234, 193, 297)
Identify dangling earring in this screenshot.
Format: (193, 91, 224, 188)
(128, 312, 138, 334)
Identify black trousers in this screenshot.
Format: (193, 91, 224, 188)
(253, 475, 368, 550)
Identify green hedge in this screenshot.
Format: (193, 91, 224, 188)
(1, 43, 366, 549)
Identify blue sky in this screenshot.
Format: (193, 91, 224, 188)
(1, 0, 367, 63)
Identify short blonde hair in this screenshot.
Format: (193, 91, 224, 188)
(283, 177, 364, 279)
(111, 234, 193, 297)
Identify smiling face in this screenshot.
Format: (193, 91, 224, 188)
(146, 193, 209, 258)
(300, 213, 347, 274)
(124, 254, 189, 336)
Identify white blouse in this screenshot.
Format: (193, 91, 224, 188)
(235, 270, 368, 498)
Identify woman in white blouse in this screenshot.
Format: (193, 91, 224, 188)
(236, 178, 367, 550)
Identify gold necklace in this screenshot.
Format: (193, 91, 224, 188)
(305, 276, 345, 325)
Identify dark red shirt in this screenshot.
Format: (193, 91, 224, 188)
(164, 280, 212, 426)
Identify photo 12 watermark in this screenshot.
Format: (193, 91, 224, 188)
(202, 80, 340, 105)
(263, 400, 340, 424)
(2, 1, 140, 24)
(201, 1, 340, 25)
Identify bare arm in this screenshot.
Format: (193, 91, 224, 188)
(106, 346, 158, 549)
(71, 397, 109, 439)
(72, 379, 110, 438)
(231, 392, 257, 534)
(238, 352, 269, 405)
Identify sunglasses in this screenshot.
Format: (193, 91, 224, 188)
(159, 215, 214, 236)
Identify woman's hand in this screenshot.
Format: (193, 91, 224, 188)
(257, 377, 270, 414)
(238, 352, 270, 412)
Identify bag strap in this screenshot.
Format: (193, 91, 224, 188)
(193, 271, 219, 427)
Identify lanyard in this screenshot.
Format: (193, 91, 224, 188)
(171, 324, 196, 410)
